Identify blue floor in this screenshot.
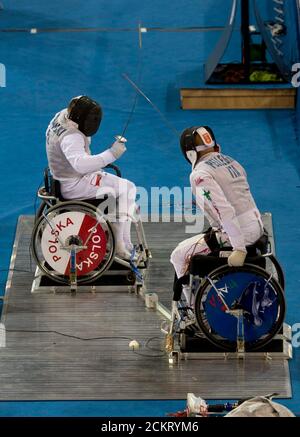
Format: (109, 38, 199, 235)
(0, 0, 300, 417)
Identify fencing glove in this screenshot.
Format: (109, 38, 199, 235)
(110, 135, 127, 159)
(228, 250, 247, 267)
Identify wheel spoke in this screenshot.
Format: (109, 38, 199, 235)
(194, 264, 285, 351)
(31, 201, 115, 284)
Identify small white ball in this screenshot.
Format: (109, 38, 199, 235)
(129, 340, 140, 350)
(30, 28, 37, 34)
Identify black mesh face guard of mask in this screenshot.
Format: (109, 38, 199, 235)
(180, 126, 198, 163)
(68, 96, 102, 136)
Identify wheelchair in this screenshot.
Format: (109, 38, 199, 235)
(166, 230, 286, 354)
(31, 166, 150, 291)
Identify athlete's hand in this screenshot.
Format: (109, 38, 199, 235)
(110, 136, 127, 159)
(114, 135, 127, 143)
(228, 250, 247, 267)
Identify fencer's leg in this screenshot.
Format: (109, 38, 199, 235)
(170, 234, 210, 306)
(110, 222, 131, 259)
(182, 285, 195, 308)
(170, 234, 210, 278)
(170, 244, 192, 307)
(118, 181, 137, 259)
(98, 173, 136, 251)
(93, 186, 128, 259)
(122, 221, 133, 251)
(120, 181, 136, 251)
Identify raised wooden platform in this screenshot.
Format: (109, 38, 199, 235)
(180, 87, 296, 110)
(0, 215, 292, 400)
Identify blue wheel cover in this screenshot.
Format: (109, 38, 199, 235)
(203, 272, 279, 342)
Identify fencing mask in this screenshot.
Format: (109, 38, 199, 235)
(180, 126, 216, 166)
(68, 95, 102, 137)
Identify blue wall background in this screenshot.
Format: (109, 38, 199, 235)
(0, 0, 300, 416)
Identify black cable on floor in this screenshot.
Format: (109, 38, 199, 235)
(5, 329, 167, 357)
(6, 329, 133, 342)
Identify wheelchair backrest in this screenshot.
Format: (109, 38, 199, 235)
(43, 167, 63, 200)
(41, 167, 113, 209)
(252, 230, 269, 255)
(43, 167, 51, 195)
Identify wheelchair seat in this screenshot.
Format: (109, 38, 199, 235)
(189, 253, 266, 277)
(189, 231, 268, 277)
(41, 166, 121, 208)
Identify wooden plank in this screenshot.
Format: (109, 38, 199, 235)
(180, 88, 296, 109)
(181, 97, 295, 110)
(180, 88, 296, 97)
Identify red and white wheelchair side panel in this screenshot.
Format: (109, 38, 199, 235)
(41, 211, 107, 276)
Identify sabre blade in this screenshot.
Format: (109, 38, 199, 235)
(121, 22, 143, 138)
(122, 73, 180, 138)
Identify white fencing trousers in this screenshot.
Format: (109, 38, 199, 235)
(170, 221, 262, 279)
(97, 172, 137, 249)
(61, 171, 137, 248)
(170, 234, 211, 279)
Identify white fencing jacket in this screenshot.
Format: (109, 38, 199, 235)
(46, 109, 116, 184)
(190, 152, 263, 251)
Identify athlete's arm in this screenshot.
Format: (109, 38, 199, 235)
(60, 133, 116, 174)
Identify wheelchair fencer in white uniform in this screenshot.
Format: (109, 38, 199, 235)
(31, 96, 150, 289)
(165, 127, 285, 353)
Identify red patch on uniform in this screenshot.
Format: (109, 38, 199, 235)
(202, 132, 212, 145)
(91, 174, 102, 187)
(195, 177, 204, 186)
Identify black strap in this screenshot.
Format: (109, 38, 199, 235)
(203, 227, 220, 252)
(173, 273, 189, 301)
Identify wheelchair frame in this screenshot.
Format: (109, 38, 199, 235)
(31, 167, 151, 293)
(163, 228, 292, 362)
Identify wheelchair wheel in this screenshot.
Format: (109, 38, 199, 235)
(194, 264, 285, 352)
(31, 200, 115, 284)
(266, 254, 285, 290)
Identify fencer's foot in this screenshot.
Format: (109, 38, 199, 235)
(126, 244, 139, 262)
(125, 242, 134, 252)
(115, 243, 132, 260)
(125, 243, 139, 262)
(130, 252, 138, 262)
(115, 241, 139, 262)
(116, 249, 139, 262)
(115, 249, 132, 260)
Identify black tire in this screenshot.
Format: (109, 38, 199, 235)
(267, 254, 285, 290)
(35, 201, 48, 221)
(194, 263, 285, 352)
(31, 200, 115, 284)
